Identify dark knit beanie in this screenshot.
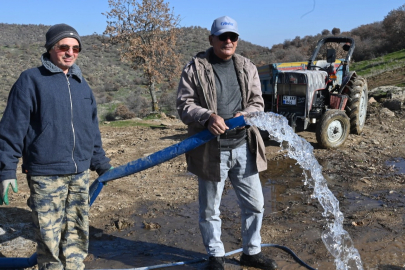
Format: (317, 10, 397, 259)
(44, 23, 82, 52)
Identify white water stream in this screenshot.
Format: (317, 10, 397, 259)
(245, 111, 363, 270)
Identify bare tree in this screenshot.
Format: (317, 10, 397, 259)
(103, 0, 182, 112)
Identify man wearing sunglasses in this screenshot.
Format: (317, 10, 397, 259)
(177, 16, 277, 270)
(0, 23, 112, 270)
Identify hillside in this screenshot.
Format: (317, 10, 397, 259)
(1, 5, 405, 120)
(351, 49, 405, 89)
(0, 24, 274, 119)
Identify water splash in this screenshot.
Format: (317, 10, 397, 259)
(245, 111, 363, 270)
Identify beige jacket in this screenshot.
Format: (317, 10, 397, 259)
(176, 48, 267, 181)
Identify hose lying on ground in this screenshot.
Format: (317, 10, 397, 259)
(92, 243, 317, 270)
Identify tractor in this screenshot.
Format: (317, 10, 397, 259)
(258, 36, 368, 148)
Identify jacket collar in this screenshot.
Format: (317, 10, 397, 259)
(194, 47, 245, 71)
(41, 53, 83, 82)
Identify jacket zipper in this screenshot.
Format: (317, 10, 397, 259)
(195, 68, 210, 111)
(66, 74, 78, 173)
(196, 61, 221, 150)
(194, 59, 214, 113)
(206, 69, 215, 110)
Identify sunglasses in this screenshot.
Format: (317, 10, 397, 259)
(55, 44, 81, 53)
(218, 33, 239, 42)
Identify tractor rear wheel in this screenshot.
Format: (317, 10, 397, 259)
(344, 76, 368, 134)
(316, 110, 350, 149)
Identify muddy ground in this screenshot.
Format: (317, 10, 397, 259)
(1, 74, 405, 270)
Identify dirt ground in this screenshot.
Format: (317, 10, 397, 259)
(1, 73, 405, 270)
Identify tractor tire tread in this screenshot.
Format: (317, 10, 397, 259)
(345, 76, 368, 135)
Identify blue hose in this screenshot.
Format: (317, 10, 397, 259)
(0, 253, 37, 269)
(0, 116, 246, 269)
(89, 116, 246, 206)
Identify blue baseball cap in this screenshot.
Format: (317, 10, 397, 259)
(210, 16, 239, 36)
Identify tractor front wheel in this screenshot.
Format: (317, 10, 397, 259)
(316, 110, 350, 149)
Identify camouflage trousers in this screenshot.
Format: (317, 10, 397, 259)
(28, 170, 90, 270)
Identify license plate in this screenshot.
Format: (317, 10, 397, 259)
(282, 96, 297, 105)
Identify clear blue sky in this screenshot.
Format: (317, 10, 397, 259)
(0, 0, 404, 48)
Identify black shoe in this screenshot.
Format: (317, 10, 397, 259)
(240, 252, 278, 270)
(207, 256, 225, 270)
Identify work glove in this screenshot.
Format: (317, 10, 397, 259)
(0, 179, 18, 205)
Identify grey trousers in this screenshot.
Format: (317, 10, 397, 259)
(198, 143, 264, 257)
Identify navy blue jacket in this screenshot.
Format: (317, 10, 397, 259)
(0, 54, 111, 181)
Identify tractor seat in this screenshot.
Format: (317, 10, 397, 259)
(314, 60, 328, 69)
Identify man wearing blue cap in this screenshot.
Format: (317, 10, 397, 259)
(177, 16, 278, 270)
(0, 23, 112, 269)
